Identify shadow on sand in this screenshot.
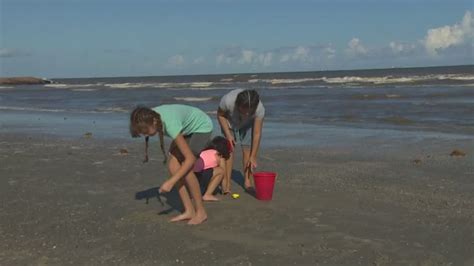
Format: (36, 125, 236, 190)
(134, 169, 256, 212)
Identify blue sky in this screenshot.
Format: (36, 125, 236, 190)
(1, 0, 472, 78)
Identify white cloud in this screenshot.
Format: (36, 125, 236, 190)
(346, 38, 368, 56)
(216, 47, 241, 65)
(216, 47, 273, 67)
(279, 46, 310, 63)
(389, 42, 404, 54)
(0, 48, 30, 58)
(216, 54, 226, 65)
(167, 54, 185, 66)
(258, 52, 273, 67)
(424, 11, 473, 55)
(215, 44, 336, 70)
(389, 41, 417, 55)
(323, 47, 336, 59)
(193, 56, 205, 64)
(238, 49, 255, 64)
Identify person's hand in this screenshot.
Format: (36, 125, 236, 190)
(226, 135, 236, 150)
(159, 180, 174, 193)
(246, 156, 257, 171)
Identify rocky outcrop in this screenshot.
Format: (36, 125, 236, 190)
(0, 77, 53, 85)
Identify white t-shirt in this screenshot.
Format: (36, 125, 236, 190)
(219, 89, 265, 129)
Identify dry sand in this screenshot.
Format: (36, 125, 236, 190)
(0, 133, 473, 265)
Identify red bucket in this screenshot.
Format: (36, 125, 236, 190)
(253, 172, 277, 201)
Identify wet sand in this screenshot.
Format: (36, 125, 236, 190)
(0, 133, 473, 265)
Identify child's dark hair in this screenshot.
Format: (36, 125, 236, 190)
(130, 106, 167, 164)
(235, 89, 260, 115)
(204, 136, 231, 159)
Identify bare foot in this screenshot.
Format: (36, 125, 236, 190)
(187, 211, 207, 225)
(222, 190, 231, 195)
(244, 178, 253, 190)
(202, 194, 219, 202)
(169, 212, 194, 223)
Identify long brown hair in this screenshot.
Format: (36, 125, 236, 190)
(236, 89, 260, 115)
(130, 106, 167, 164)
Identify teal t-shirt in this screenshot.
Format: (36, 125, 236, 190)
(152, 104, 213, 139)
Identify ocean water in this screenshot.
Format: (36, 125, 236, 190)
(1, 65, 473, 146)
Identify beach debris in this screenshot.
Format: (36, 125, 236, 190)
(83, 132, 93, 138)
(231, 193, 240, 199)
(450, 149, 466, 157)
(413, 159, 422, 165)
(119, 148, 129, 155)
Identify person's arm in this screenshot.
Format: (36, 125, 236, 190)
(217, 107, 235, 147)
(159, 134, 196, 192)
(248, 118, 264, 169)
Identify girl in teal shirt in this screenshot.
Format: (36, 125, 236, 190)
(130, 104, 213, 225)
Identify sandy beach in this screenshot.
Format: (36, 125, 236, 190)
(1, 132, 472, 265)
(2, 0, 473, 264)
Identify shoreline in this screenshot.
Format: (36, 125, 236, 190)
(1, 109, 473, 148)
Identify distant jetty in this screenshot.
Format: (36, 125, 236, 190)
(0, 77, 53, 85)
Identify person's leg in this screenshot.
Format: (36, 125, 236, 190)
(221, 128, 236, 194)
(167, 154, 195, 222)
(240, 124, 254, 190)
(242, 146, 252, 189)
(184, 171, 208, 225)
(203, 167, 224, 201)
(223, 151, 233, 194)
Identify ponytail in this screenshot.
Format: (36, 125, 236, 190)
(130, 106, 167, 164)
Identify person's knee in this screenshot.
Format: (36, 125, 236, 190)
(185, 171, 198, 181)
(167, 156, 179, 173)
(213, 166, 224, 177)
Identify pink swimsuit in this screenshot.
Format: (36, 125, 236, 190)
(193, 149, 219, 173)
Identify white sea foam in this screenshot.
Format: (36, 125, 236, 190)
(44, 84, 97, 89)
(72, 88, 98, 92)
(104, 83, 148, 89)
(0, 106, 66, 113)
(247, 78, 323, 84)
(94, 107, 129, 113)
(440, 75, 474, 81)
(34, 73, 474, 91)
(102, 81, 214, 89)
(0, 105, 130, 114)
(245, 74, 474, 86)
(190, 82, 213, 88)
(174, 97, 214, 102)
(268, 78, 322, 84)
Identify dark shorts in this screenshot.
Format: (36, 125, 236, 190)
(195, 168, 215, 194)
(221, 119, 254, 147)
(169, 132, 212, 162)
